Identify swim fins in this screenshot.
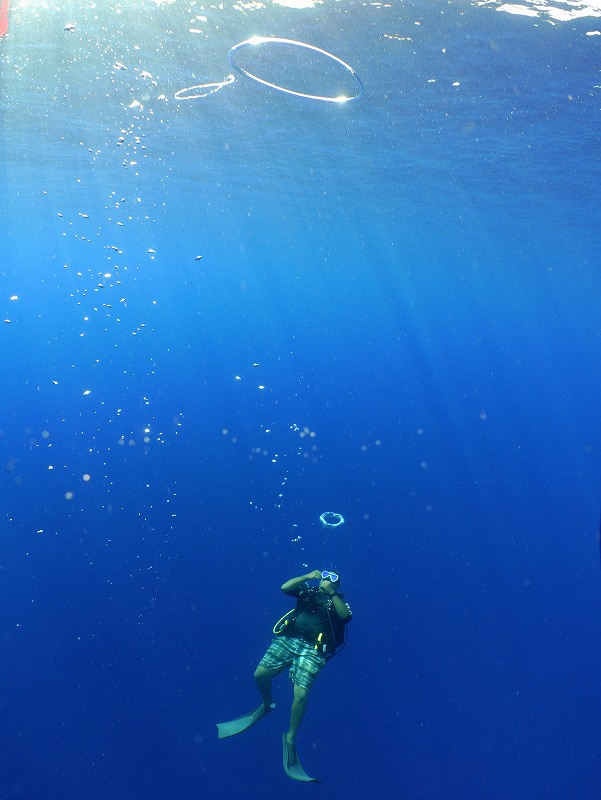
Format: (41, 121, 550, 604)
(282, 734, 320, 782)
(216, 702, 276, 739)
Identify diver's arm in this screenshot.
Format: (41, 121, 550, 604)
(281, 571, 320, 593)
(329, 593, 351, 620)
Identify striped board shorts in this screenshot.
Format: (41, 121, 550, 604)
(257, 636, 327, 691)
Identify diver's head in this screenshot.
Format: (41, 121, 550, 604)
(319, 569, 340, 592)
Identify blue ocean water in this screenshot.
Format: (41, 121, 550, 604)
(1, 0, 601, 797)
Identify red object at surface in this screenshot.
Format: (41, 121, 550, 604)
(0, 0, 9, 37)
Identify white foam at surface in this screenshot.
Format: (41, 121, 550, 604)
(477, 0, 601, 20)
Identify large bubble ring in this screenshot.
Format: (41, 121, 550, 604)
(320, 511, 345, 528)
(227, 37, 363, 104)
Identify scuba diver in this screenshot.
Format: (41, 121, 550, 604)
(217, 569, 352, 782)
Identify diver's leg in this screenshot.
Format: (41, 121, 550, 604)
(286, 683, 309, 744)
(254, 665, 277, 708)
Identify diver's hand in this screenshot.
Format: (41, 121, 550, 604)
(306, 569, 322, 581)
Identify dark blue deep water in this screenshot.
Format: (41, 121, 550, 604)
(1, 0, 601, 797)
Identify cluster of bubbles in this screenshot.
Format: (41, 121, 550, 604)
(290, 424, 319, 462)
